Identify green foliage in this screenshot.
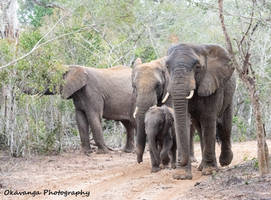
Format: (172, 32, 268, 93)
(232, 116, 249, 142)
(18, 0, 53, 28)
(193, 133, 200, 142)
(252, 157, 259, 169)
(1, 0, 270, 157)
(7, 94, 79, 156)
(102, 0, 135, 25)
(0, 133, 8, 151)
(135, 46, 157, 63)
(0, 39, 14, 61)
(0, 70, 8, 88)
(20, 30, 42, 50)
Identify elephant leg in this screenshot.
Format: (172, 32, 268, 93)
(197, 130, 204, 171)
(75, 110, 92, 155)
(148, 136, 161, 172)
(170, 137, 177, 169)
(191, 119, 204, 170)
(160, 135, 172, 167)
(86, 112, 109, 154)
(190, 125, 197, 162)
(218, 105, 233, 166)
(121, 120, 135, 153)
(136, 115, 147, 163)
(200, 116, 218, 175)
(168, 127, 177, 169)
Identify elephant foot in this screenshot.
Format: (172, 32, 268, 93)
(81, 147, 94, 156)
(151, 166, 161, 173)
(199, 160, 218, 175)
(96, 147, 110, 154)
(197, 162, 203, 171)
(190, 155, 197, 163)
(136, 148, 143, 163)
(161, 163, 169, 169)
(162, 160, 170, 166)
(137, 156, 143, 163)
(173, 169, 192, 180)
(122, 145, 135, 153)
(219, 149, 233, 166)
(202, 166, 218, 175)
(171, 162, 176, 169)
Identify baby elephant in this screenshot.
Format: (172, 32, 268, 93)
(145, 105, 177, 173)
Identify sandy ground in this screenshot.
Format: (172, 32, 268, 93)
(0, 140, 270, 200)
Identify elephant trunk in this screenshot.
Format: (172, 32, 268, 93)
(20, 86, 57, 95)
(135, 92, 157, 163)
(171, 74, 190, 168)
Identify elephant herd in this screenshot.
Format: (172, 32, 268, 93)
(59, 43, 236, 180)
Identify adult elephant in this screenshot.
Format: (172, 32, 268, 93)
(165, 43, 236, 179)
(24, 65, 136, 154)
(132, 58, 197, 163)
(132, 57, 170, 163)
(63, 65, 136, 154)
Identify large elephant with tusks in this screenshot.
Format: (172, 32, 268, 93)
(165, 43, 236, 179)
(132, 58, 170, 163)
(132, 58, 197, 164)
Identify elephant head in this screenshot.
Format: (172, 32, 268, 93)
(131, 57, 169, 163)
(166, 43, 234, 178)
(61, 66, 88, 99)
(20, 65, 86, 99)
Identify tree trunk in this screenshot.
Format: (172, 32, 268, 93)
(244, 76, 269, 175)
(0, 0, 19, 156)
(218, 0, 269, 176)
(0, 0, 19, 39)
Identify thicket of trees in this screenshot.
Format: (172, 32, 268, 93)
(0, 0, 270, 162)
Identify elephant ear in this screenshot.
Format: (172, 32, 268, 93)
(134, 58, 142, 67)
(197, 44, 234, 96)
(62, 66, 88, 99)
(131, 58, 142, 87)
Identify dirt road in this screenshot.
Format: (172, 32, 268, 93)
(0, 140, 270, 200)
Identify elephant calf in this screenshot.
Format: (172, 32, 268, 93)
(144, 105, 176, 173)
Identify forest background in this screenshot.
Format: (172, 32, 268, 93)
(0, 0, 270, 157)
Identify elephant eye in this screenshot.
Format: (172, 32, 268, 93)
(185, 66, 193, 72)
(193, 60, 199, 66)
(155, 83, 161, 90)
(193, 61, 201, 71)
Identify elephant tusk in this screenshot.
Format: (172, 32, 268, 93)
(162, 92, 169, 103)
(133, 107, 138, 118)
(186, 90, 194, 99)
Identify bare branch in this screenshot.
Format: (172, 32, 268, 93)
(0, 13, 95, 70)
(218, 0, 234, 55)
(200, 1, 271, 26)
(145, 24, 159, 58)
(110, 29, 145, 67)
(239, 0, 255, 46)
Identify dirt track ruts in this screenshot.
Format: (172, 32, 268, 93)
(1, 140, 270, 200)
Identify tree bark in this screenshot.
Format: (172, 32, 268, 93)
(0, 0, 19, 156)
(246, 78, 269, 174)
(0, 0, 19, 39)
